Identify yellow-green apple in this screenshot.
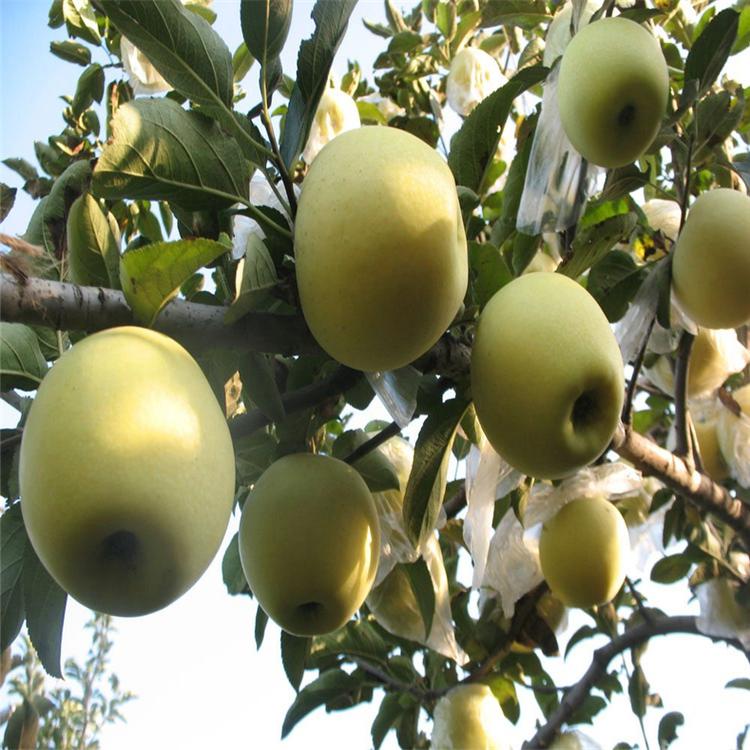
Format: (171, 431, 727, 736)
(294, 126, 468, 372)
(238, 453, 380, 636)
(672, 189, 750, 329)
(557, 16, 669, 168)
(539, 496, 630, 608)
(543, 0, 598, 67)
(446, 46, 506, 116)
(471, 272, 624, 479)
(716, 383, 750, 488)
(431, 684, 510, 750)
(19, 326, 236, 616)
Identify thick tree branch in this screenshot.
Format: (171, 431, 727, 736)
(612, 422, 750, 549)
(0, 274, 318, 356)
(522, 614, 747, 749)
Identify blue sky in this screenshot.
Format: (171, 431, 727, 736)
(1, 2, 749, 749)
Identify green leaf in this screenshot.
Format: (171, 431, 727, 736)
(658, 711, 684, 748)
(49, 39, 92, 65)
(0, 323, 48, 391)
(67, 193, 121, 288)
(239, 352, 285, 423)
(101, 0, 233, 108)
(587, 250, 648, 322)
(402, 397, 469, 547)
(332, 430, 400, 493)
(684, 8, 739, 94)
(93, 99, 250, 211)
(23, 544, 67, 678)
(733, 6, 750, 54)
(312, 619, 390, 665)
(650, 553, 692, 584)
(449, 66, 547, 192)
(511, 231, 540, 276)
(469, 241, 513, 308)
(241, 0, 293, 66)
(63, 0, 100, 45)
(279, 0, 358, 168)
(72, 63, 104, 116)
(232, 41, 255, 82)
(726, 678, 750, 690)
(558, 212, 637, 280)
(490, 130, 534, 247)
(486, 675, 520, 723)
(600, 165, 650, 202)
(371, 693, 404, 750)
(0, 183, 16, 223)
(565, 624, 598, 657)
(281, 630, 311, 691)
(628, 663, 649, 718)
(0, 503, 27, 652)
(2, 158, 38, 183)
(120, 237, 228, 326)
(281, 668, 358, 738)
(480, 0, 550, 29)
(222, 532, 249, 595)
(403, 558, 435, 639)
(255, 605, 269, 648)
(224, 235, 279, 324)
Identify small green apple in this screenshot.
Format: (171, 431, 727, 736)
(557, 16, 669, 168)
(471, 272, 624, 479)
(672, 189, 750, 329)
(294, 126, 468, 372)
(539, 496, 630, 608)
(431, 684, 510, 750)
(19, 326, 236, 616)
(238, 453, 381, 636)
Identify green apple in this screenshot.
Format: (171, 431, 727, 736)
(539, 496, 630, 608)
(431, 684, 510, 750)
(19, 326, 236, 617)
(557, 16, 669, 168)
(294, 126, 468, 372)
(238, 453, 381, 636)
(471, 272, 624, 479)
(672, 189, 750, 329)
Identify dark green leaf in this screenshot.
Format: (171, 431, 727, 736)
(332, 430, 400, 493)
(67, 193, 121, 288)
(72, 63, 104, 116)
(101, 0, 233, 107)
(587, 250, 647, 322)
(0, 323, 48, 391)
(0, 503, 27, 652)
(403, 558, 435, 639)
(255, 605, 269, 648)
(23, 544, 67, 678)
(241, 0, 293, 65)
(312, 619, 390, 665)
(2, 158, 38, 183)
(490, 130, 534, 247)
(658, 711, 684, 748)
(281, 668, 358, 737)
(650, 553, 692, 584)
(511, 231, 540, 276)
(480, 0, 550, 29)
(0, 183, 16, 223)
(726, 678, 750, 690)
(371, 693, 404, 750)
(600, 165, 650, 202)
(120, 237, 228, 325)
(239, 352, 286, 423)
(402, 397, 469, 547)
(93, 99, 250, 211)
(222, 532, 249, 595)
(50, 39, 92, 65)
(558, 212, 637, 280)
(449, 66, 546, 192)
(281, 630, 311, 691)
(684, 8, 739, 93)
(279, 0, 358, 168)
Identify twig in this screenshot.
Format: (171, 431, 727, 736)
(522, 614, 747, 749)
(678, 135, 694, 232)
(1, 392, 25, 412)
(624, 578, 653, 625)
(343, 422, 401, 465)
(672, 331, 695, 459)
(622, 315, 656, 425)
(351, 657, 442, 701)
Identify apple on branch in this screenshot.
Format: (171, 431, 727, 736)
(20, 327, 236, 617)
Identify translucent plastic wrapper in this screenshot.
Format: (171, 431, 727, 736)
(121, 37, 171, 96)
(302, 87, 361, 163)
(641, 199, 681, 241)
(516, 65, 603, 236)
(542, 0, 598, 67)
(446, 46, 506, 117)
(716, 386, 750, 488)
(367, 533, 469, 665)
(480, 463, 642, 618)
(464, 436, 524, 588)
(619, 476, 668, 572)
(549, 729, 603, 750)
(366, 367, 420, 429)
(232, 176, 298, 260)
(696, 577, 750, 650)
(370, 436, 420, 584)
